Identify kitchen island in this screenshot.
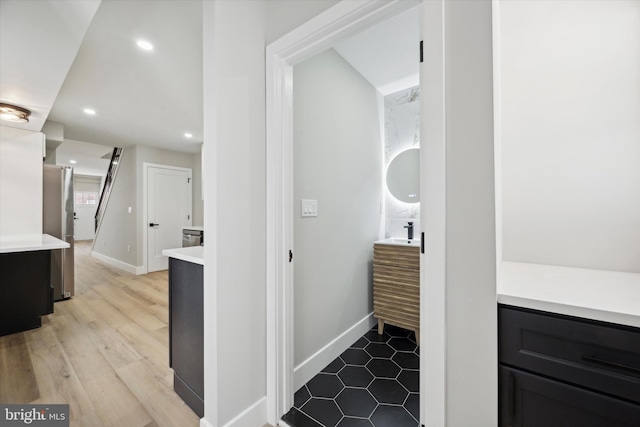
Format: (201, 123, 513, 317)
(0, 234, 69, 336)
(497, 262, 640, 426)
(162, 246, 204, 417)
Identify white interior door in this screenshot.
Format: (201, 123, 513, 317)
(147, 165, 192, 272)
(73, 191, 99, 240)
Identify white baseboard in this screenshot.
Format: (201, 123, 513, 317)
(91, 251, 145, 275)
(293, 313, 376, 391)
(222, 397, 266, 427)
(199, 397, 267, 427)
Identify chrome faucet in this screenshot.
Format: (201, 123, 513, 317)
(404, 222, 414, 240)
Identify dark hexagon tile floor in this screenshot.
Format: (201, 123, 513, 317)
(282, 325, 419, 427)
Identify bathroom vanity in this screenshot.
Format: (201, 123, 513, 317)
(372, 238, 420, 344)
(497, 263, 640, 426)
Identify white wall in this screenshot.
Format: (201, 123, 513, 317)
(444, 2, 496, 424)
(133, 145, 199, 265)
(421, 1, 497, 426)
(192, 149, 204, 226)
(265, 0, 340, 43)
(499, 0, 640, 273)
(293, 49, 382, 371)
(93, 144, 202, 269)
(203, 1, 267, 425)
(0, 126, 44, 236)
(92, 148, 136, 265)
(384, 85, 420, 238)
(202, 1, 349, 425)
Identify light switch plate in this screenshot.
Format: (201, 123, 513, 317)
(301, 199, 318, 217)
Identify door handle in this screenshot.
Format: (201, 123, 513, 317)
(149, 223, 160, 227)
(582, 355, 640, 375)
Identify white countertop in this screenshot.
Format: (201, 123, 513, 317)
(374, 237, 421, 247)
(183, 226, 204, 232)
(0, 234, 70, 253)
(498, 261, 640, 328)
(162, 246, 204, 265)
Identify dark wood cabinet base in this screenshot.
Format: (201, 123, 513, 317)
(0, 251, 53, 337)
(168, 257, 204, 418)
(499, 305, 640, 427)
(174, 373, 204, 418)
(500, 366, 640, 427)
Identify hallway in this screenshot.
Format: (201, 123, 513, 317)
(0, 241, 199, 427)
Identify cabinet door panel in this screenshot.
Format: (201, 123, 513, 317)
(499, 305, 640, 404)
(0, 251, 51, 336)
(169, 258, 204, 398)
(500, 366, 640, 427)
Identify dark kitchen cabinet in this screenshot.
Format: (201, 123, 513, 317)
(0, 250, 53, 337)
(498, 305, 640, 427)
(169, 257, 204, 417)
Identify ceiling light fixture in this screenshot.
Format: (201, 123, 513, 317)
(184, 133, 193, 138)
(84, 108, 96, 115)
(136, 40, 154, 51)
(0, 103, 31, 123)
(69, 160, 77, 164)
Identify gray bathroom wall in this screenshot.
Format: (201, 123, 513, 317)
(293, 49, 383, 369)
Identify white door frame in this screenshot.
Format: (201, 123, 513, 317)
(142, 162, 192, 274)
(265, 1, 426, 424)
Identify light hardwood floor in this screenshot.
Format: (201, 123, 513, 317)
(0, 241, 200, 427)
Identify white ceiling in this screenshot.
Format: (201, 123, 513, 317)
(1, 0, 415, 168)
(47, 0, 203, 154)
(0, 0, 100, 132)
(55, 139, 111, 177)
(334, 6, 420, 95)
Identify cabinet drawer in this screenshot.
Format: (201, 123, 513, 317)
(499, 366, 640, 427)
(373, 244, 419, 269)
(499, 305, 640, 404)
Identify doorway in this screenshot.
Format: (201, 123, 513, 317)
(73, 174, 102, 241)
(144, 163, 193, 272)
(285, 12, 421, 427)
(265, 1, 425, 425)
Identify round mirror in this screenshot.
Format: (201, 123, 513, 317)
(386, 148, 420, 203)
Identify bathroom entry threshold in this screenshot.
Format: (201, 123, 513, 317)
(281, 324, 419, 427)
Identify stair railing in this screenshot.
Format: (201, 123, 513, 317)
(94, 147, 123, 232)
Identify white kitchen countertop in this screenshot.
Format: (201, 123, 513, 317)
(498, 261, 640, 328)
(0, 234, 70, 253)
(163, 246, 204, 265)
(182, 226, 204, 232)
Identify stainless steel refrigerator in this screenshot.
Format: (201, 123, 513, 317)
(43, 165, 75, 301)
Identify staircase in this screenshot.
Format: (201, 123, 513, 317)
(95, 147, 123, 232)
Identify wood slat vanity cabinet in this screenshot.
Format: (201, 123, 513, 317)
(498, 305, 640, 427)
(373, 243, 420, 343)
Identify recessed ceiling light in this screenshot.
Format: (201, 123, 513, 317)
(184, 133, 193, 138)
(69, 160, 77, 164)
(83, 108, 96, 115)
(136, 40, 154, 51)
